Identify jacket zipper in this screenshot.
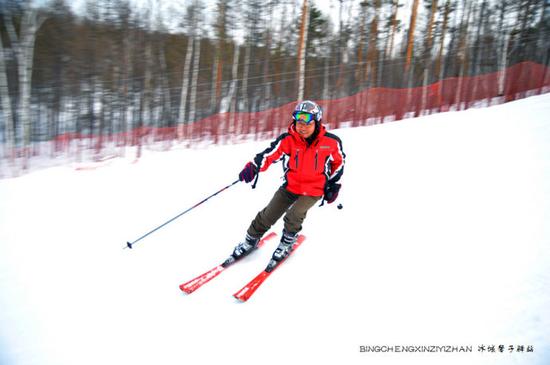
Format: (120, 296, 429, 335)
(295, 150, 300, 169)
(314, 150, 318, 171)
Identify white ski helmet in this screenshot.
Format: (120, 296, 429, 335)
(292, 100, 323, 123)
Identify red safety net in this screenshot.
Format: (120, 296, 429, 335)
(52, 61, 550, 154)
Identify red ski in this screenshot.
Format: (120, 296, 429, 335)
(233, 235, 306, 302)
(179, 232, 277, 294)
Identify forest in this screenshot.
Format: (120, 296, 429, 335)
(0, 0, 549, 167)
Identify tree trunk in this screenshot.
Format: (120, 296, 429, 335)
(356, 2, 367, 85)
(386, 0, 400, 60)
(496, 1, 508, 96)
(262, 43, 272, 111)
(435, 0, 452, 110)
(366, 0, 381, 87)
(143, 39, 153, 128)
(121, 27, 133, 153)
(322, 53, 330, 100)
(435, 0, 451, 81)
(189, 35, 201, 124)
(385, 0, 401, 87)
(224, 44, 240, 141)
(469, 1, 488, 106)
(0, 32, 15, 160)
(242, 42, 251, 113)
(405, 0, 420, 75)
(470, 1, 487, 76)
(335, 0, 346, 95)
(178, 36, 194, 138)
(537, 0, 550, 93)
(455, 0, 473, 109)
(498, 33, 510, 96)
(297, 0, 309, 101)
(518, 0, 535, 61)
(421, 0, 439, 112)
(228, 45, 240, 113)
(158, 43, 172, 126)
(210, 52, 220, 114)
(537, 0, 549, 64)
(14, 9, 47, 165)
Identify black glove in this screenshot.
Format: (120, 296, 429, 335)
(324, 182, 341, 204)
(239, 162, 257, 183)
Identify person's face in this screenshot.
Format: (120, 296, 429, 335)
(296, 121, 315, 138)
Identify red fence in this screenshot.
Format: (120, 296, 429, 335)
(39, 61, 550, 157)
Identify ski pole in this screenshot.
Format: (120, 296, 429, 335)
(125, 179, 241, 249)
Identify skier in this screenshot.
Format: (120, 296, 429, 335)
(228, 100, 345, 268)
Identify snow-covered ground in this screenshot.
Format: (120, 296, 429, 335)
(1, 94, 549, 365)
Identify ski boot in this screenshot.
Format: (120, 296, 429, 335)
(223, 233, 260, 267)
(266, 230, 298, 272)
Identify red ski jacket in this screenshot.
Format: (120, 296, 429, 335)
(252, 122, 345, 197)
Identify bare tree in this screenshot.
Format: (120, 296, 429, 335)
(261, 1, 276, 111)
(0, 19, 15, 160)
(177, 2, 199, 138)
(455, 0, 474, 108)
(356, 1, 367, 85)
(536, 0, 550, 65)
(366, 0, 381, 87)
(434, 0, 452, 82)
(385, 0, 401, 60)
(421, 0, 439, 110)
(495, 0, 510, 95)
(188, 2, 203, 125)
(404, 0, 420, 77)
(226, 43, 240, 114)
(142, 1, 156, 131)
(3, 2, 47, 164)
(381, 0, 404, 87)
(210, 0, 234, 114)
(297, 0, 310, 101)
(241, 0, 262, 113)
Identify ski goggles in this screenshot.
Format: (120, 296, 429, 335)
(293, 111, 315, 125)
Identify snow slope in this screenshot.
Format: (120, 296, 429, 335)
(1, 94, 549, 365)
